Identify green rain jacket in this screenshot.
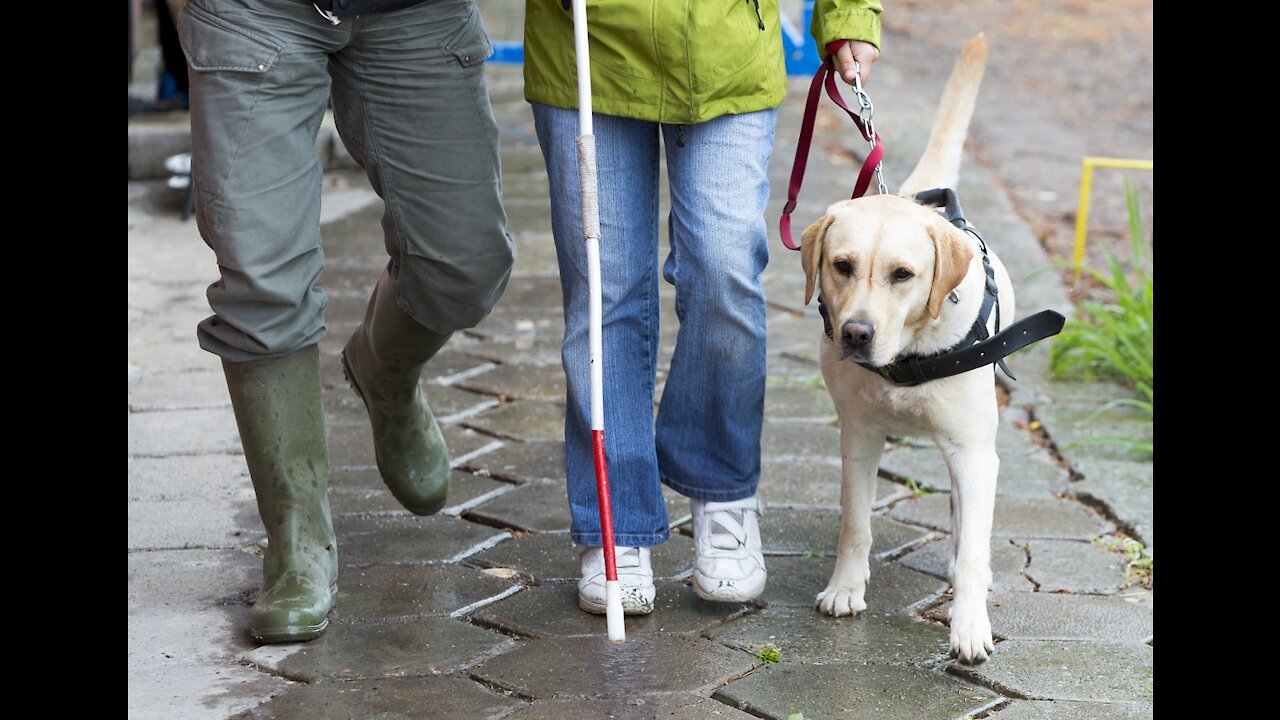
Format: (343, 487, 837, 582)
(523, 0, 883, 124)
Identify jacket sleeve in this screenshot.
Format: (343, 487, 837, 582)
(811, 0, 883, 58)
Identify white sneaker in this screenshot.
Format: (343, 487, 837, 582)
(578, 545, 656, 615)
(691, 495, 767, 602)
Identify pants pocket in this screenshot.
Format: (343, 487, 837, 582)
(442, 2, 493, 67)
(178, 2, 284, 73)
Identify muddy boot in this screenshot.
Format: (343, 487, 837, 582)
(223, 346, 338, 643)
(342, 269, 452, 515)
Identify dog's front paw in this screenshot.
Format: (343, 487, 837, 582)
(949, 603, 994, 665)
(815, 585, 867, 617)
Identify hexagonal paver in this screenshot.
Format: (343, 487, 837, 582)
(336, 515, 509, 566)
(898, 538, 1035, 593)
(470, 634, 756, 700)
(487, 275, 565, 310)
(473, 582, 749, 639)
(504, 695, 757, 719)
(334, 564, 521, 621)
(713, 663, 999, 720)
(470, 532, 694, 583)
(469, 308, 565, 343)
(1034, 403, 1152, 464)
(888, 494, 1111, 540)
(443, 425, 506, 460)
(465, 481, 572, 532)
(465, 400, 565, 442)
(128, 408, 241, 457)
(991, 700, 1153, 719)
(760, 423, 841, 461)
(324, 423, 375, 470)
(328, 468, 403, 514)
(329, 469, 510, 516)
(461, 337, 564, 367)
(424, 349, 498, 382)
(764, 386, 836, 422)
(456, 362, 567, 401)
(758, 509, 933, 558)
(1071, 458, 1154, 552)
(759, 456, 907, 509)
(425, 384, 502, 424)
(242, 617, 516, 681)
(994, 417, 1073, 497)
(704, 606, 950, 665)
(950, 641, 1153, 703)
(879, 429, 1069, 498)
(464, 440, 567, 483)
(1023, 539, 1128, 594)
(757, 557, 946, 611)
(441, 470, 516, 514)
(232, 676, 523, 719)
(926, 592, 1152, 643)
(877, 444, 950, 493)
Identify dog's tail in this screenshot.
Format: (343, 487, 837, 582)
(898, 34, 988, 197)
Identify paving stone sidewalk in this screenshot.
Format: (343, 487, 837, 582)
(128, 20, 1153, 720)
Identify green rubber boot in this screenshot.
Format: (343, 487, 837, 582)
(223, 346, 337, 644)
(342, 268, 452, 515)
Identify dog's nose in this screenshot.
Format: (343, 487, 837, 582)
(841, 320, 875, 350)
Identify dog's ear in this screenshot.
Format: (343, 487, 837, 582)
(927, 221, 974, 319)
(801, 215, 835, 305)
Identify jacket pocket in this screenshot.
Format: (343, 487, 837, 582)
(443, 4, 493, 68)
(179, 2, 284, 73)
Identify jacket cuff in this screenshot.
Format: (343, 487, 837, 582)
(813, 8, 882, 59)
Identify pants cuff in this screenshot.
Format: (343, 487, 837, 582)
(572, 529, 670, 548)
(660, 474, 759, 503)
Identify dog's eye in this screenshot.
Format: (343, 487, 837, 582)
(891, 268, 915, 283)
(833, 260, 854, 277)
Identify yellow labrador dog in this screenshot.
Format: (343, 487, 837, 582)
(800, 36, 1010, 664)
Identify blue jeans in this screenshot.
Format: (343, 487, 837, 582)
(533, 103, 776, 548)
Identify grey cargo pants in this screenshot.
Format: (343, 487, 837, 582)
(180, 0, 514, 362)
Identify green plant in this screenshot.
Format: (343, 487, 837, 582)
(904, 476, 932, 498)
(1094, 535, 1153, 589)
(1051, 179, 1153, 420)
(755, 645, 781, 663)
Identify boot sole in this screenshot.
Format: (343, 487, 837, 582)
(692, 570, 767, 603)
(250, 584, 338, 644)
(252, 618, 329, 644)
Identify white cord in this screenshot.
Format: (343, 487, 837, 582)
(313, 4, 341, 25)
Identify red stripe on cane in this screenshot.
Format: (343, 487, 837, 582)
(593, 430, 619, 582)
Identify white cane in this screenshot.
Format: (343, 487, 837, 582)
(571, 0, 625, 643)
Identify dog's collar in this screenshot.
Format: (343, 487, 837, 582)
(818, 188, 1065, 387)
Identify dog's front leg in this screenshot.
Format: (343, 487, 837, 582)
(816, 424, 885, 617)
(940, 438, 998, 664)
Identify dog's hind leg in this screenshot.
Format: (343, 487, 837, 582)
(816, 424, 885, 617)
(939, 437, 998, 664)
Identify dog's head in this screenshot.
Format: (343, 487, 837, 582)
(801, 195, 974, 366)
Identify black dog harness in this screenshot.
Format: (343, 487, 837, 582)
(818, 188, 1065, 387)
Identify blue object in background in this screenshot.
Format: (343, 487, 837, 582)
(489, 2, 819, 77)
(781, 1, 821, 76)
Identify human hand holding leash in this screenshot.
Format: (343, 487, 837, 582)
(835, 40, 879, 84)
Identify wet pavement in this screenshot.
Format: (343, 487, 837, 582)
(128, 5, 1153, 718)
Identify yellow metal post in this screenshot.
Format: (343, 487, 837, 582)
(1073, 156, 1154, 268)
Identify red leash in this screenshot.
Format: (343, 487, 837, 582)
(779, 40, 886, 251)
